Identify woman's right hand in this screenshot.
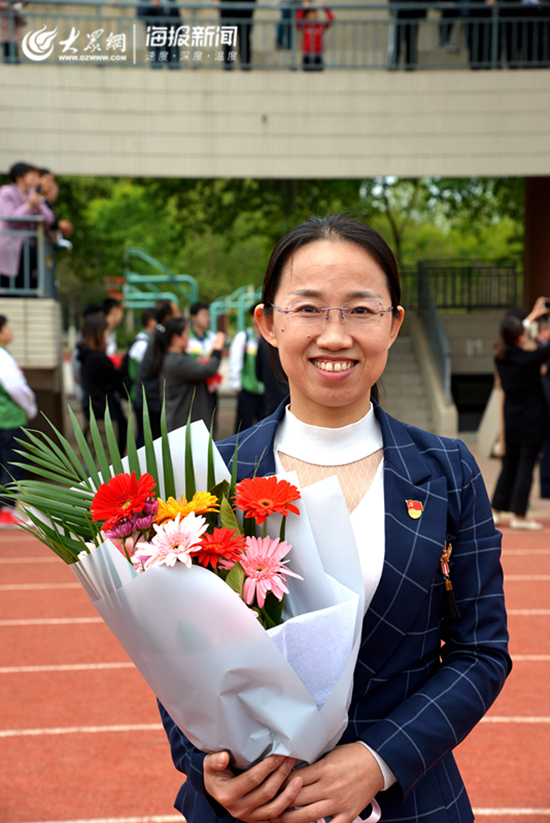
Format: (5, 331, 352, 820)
(203, 751, 303, 823)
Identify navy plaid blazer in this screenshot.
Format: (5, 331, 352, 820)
(159, 400, 511, 823)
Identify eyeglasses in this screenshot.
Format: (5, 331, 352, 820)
(269, 300, 395, 326)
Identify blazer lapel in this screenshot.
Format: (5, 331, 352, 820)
(358, 406, 449, 677)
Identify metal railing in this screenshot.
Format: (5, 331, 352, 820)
(122, 246, 199, 309)
(0, 215, 56, 298)
(417, 265, 453, 406)
(415, 261, 521, 310)
(1, 0, 549, 69)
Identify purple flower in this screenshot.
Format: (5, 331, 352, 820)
(143, 498, 159, 515)
(134, 512, 157, 530)
(103, 517, 137, 539)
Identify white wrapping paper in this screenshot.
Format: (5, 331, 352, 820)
(70, 421, 365, 772)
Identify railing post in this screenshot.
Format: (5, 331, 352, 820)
(36, 221, 46, 296)
(491, 3, 499, 69)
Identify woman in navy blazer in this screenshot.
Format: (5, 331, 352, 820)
(159, 215, 511, 823)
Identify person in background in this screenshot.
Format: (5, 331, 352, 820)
(535, 312, 550, 498)
(103, 297, 124, 357)
(134, 299, 181, 447)
(150, 316, 226, 433)
(227, 305, 265, 432)
(76, 312, 128, 454)
(255, 333, 288, 416)
(187, 301, 225, 433)
(137, 0, 181, 67)
(296, 0, 334, 70)
(0, 314, 37, 527)
(0, 0, 27, 64)
(388, 0, 427, 70)
(217, 0, 257, 69)
(491, 297, 550, 530)
(186, 301, 217, 360)
(0, 161, 55, 291)
(126, 308, 157, 403)
(37, 169, 74, 249)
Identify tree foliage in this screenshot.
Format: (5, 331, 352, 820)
(41, 174, 524, 326)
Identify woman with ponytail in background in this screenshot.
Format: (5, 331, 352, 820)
(149, 316, 226, 433)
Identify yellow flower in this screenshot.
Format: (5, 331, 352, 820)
(155, 491, 219, 525)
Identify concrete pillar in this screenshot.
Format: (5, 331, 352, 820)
(524, 177, 550, 308)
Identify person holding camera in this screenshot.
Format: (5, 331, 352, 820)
(491, 296, 550, 530)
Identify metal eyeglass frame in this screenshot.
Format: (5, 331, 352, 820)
(268, 302, 395, 324)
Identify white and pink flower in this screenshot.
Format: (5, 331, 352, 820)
(134, 512, 208, 570)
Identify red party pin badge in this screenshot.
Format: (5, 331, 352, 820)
(406, 500, 424, 519)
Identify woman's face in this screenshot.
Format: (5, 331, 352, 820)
(256, 239, 404, 428)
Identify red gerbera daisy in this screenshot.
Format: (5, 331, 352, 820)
(234, 476, 301, 525)
(191, 527, 247, 569)
(91, 472, 157, 532)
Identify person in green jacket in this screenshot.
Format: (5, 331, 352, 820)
(0, 315, 37, 527)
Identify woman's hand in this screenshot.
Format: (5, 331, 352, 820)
(203, 751, 303, 823)
(275, 743, 385, 823)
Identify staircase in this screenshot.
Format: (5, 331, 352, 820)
(378, 335, 435, 433)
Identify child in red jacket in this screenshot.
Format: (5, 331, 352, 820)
(296, 0, 334, 70)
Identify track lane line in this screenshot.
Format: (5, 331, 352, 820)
(0, 583, 81, 591)
(0, 618, 103, 626)
(0, 663, 134, 673)
(0, 724, 163, 737)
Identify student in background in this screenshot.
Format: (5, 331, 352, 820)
(126, 308, 157, 403)
(227, 306, 265, 432)
(296, 0, 334, 70)
(134, 300, 181, 446)
(150, 317, 226, 433)
(0, 314, 37, 527)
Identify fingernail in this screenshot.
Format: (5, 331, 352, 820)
(274, 754, 285, 765)
(216, 753, 225, 766)
(292, 777, 302, 790)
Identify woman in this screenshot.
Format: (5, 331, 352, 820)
(491, 300, 550, 530)
(151, 316, 225, 432)
(76, 312, 128, 451)
(159, 215, 511, 823)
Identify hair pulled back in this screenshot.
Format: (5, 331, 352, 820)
(495, 315, 524, 361)
(261, 214, 402, 404)
(149, 317, 187, 375)
(82, 312, 108, 351)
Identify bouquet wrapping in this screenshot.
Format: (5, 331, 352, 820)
(71, 421, 365, 770)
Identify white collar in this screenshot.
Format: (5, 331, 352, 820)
(274, 404, 383, 466)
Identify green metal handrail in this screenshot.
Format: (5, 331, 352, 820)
(122, 246, 199, 309)
(210, 285, 262, 332)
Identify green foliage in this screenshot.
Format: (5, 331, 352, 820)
(51, 175, 525, 325)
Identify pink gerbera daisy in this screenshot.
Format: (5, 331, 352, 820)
(135, 512, 207, 570)
(236, 535, 303, 609)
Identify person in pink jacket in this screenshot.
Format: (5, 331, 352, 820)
(0, 161, 55, 291)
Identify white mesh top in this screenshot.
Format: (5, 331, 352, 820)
(273, 404, 385, 614)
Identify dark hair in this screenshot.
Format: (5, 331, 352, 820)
(140, 308, 156, 327)
(155, 300, 177, 324)
(260, 214, 402, 403)
(149, 317, 187, 375)
(38, 168, 52, 176)
(189, 301, 209, 317)
(0, 315, 7, 332)
(9, 162, 34, 183)
(103, 298, 123, 315)
(83, 302, 104, 317)
(495, 315, 524, 361)
(82, 313, 108, 352)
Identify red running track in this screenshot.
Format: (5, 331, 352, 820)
(1, 522, 549, 823)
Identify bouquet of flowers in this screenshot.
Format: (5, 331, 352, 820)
(7, 402, 369, 810)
